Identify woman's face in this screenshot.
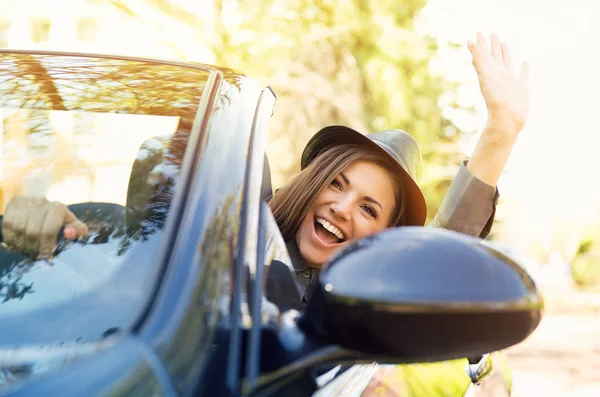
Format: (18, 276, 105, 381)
(296, 160, 397, 268)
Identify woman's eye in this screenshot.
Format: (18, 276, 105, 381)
(330, 179, 342, 189)
(362, 205, 377, 218)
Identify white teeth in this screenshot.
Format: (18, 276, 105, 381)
(316, 217, 345, 241)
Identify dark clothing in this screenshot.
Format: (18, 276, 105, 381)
(264, 258, 305, 312)
(286, 239, 320, 304)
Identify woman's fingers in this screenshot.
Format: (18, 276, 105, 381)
(473, 32, 492, 68)
(476, 32, 490, 56)
(519, 61, 530, 85)
(490, 33, 503, 64)
(501, 42, 515, 74)
(473, 33, 518, 76)
(468, 39, 485, 75)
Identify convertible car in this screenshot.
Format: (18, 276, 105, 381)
(0, 50, 542, 396)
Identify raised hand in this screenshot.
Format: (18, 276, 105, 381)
(464, 33, 532, 186)
(468, 32, 530, 133)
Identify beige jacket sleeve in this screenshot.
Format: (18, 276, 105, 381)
(428, 161, 499, 239)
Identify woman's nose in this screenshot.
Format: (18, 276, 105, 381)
(330, 198, 352, 221)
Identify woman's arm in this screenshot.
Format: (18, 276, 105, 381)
(466, 33, 529, 186)
(428, 33, 530, 238)
(428, 162, 498, 238)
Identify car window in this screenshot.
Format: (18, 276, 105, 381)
(0, 53, 210, 345)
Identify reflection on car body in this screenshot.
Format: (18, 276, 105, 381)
(0, 50, 541, 396)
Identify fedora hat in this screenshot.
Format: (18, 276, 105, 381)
(301, 125, 426, 226)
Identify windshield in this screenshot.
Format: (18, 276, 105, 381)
(0, 53, 211, 345)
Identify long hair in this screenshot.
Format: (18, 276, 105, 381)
(269, 144, 407, 241)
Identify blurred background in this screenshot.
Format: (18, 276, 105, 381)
(1, 0, 599, 394)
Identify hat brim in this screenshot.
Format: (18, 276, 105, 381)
(301, 125, 427, 226)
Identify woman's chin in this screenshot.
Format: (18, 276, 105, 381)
(305, 243, 348, 269)
(298, 241, 331, 269)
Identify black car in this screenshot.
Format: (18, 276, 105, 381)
(0, 51, 542, 396)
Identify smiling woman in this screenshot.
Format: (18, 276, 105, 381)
(267, 125, 499, 307)
(271, 142, 405, 268)
(264, 33, 530, 310)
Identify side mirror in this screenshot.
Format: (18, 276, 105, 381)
(298, 227, 543, 363)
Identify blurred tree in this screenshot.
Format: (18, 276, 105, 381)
(570, 222, 600, 289)
(109, 0, 469, 221)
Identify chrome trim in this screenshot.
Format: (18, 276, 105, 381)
(465, 354, 494, 384)
(227, 86, 277, 394)
(242, 88, 277, 279)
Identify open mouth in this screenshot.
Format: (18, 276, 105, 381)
(314, 216, 346, 245)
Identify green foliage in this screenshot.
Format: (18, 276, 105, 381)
(225, 0, 464, 219)
(363, 360, 469, 396)
(572, 239, 600, 289)
(396, 360, 469, 396)
(572, 256, 600, 289)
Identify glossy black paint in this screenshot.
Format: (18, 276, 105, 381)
(324, 227, 540, 308)
(298, 227, 543, 362)
(136, 71, 265, 397)
(3, 337, 174, 397)
(235, 87, 278, 396)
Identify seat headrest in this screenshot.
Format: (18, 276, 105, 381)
(126, 137, 274, 235)
(125, 136, 174, 235)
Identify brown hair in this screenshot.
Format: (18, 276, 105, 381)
(269, 144, 407, 241)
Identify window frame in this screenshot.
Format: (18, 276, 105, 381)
(226, 85, 277, 394)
